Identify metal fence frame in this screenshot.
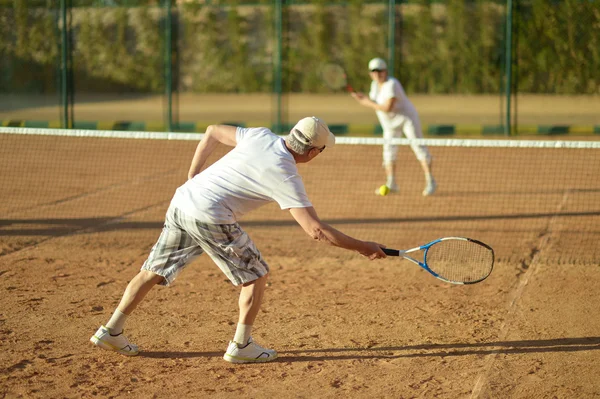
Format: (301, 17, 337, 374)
(6, 0, 544, 136)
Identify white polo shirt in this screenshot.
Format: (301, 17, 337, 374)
(369, 76, 418, 129)
(171, 127, 312, 224)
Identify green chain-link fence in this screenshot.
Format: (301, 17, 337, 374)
(1, 0, 599, 134)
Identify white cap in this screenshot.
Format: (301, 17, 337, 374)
(291, 116, 335, 148)
(368, 57, 387, 71)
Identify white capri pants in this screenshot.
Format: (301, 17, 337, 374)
(382, 113, 431, 165)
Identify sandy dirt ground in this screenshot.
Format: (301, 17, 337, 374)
(1, 94, 600, 127)
(1, 131, 600, 399)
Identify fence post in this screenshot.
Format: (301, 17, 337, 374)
(273, 0, 283, 133)
(60, 0, 69, 128)
(504, 0, 513, 136)
(165, 0, 173, 132)
(387, 0, 395, 77)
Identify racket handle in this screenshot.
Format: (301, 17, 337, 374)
(382, 248, 400, 256)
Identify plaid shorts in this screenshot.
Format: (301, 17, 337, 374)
(141, 205, 269, 286)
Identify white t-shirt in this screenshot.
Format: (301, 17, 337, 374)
(369, 77, 418, 129)
(171, 127, 312, 224)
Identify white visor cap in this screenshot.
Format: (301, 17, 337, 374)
(368, 57, 388, 71)
(292, 116, 335, 148)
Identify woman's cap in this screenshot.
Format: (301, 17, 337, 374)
(368, 57, 387, 71)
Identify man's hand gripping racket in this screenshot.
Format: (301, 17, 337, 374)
(382, 237, 494, 284)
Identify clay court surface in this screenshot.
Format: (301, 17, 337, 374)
(1, 127, 600, 398)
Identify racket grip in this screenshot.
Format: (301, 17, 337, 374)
(382, 248, 400, 256)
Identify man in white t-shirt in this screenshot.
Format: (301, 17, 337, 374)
(351, 57, 437, 196)
(90, 116, 387, 364)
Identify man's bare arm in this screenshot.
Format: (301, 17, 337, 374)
(289, 206, 386, 260)
(188, 125, 238, 180)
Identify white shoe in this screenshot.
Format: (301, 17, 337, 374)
(374, 183, 399, 196)
(223, 337, 277, 364)
(423, 178, 437, 196)
(90, 325, 139, 356)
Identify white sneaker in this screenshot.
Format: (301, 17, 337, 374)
(90, 325, 139, 356)
(223, 337, 277, 364)
(374, 183, 399, 196)
(423, 178, 437, 196)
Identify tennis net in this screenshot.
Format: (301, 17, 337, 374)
(1, 127, 599, 265)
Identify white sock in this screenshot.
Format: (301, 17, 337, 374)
(386, 176, 396, 188)
(106, 309, 128, 335)
(233, 323, 252, 345)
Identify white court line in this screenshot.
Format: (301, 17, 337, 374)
(469, 190, 571, 398)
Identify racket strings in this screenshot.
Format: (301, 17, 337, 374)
(424, 240, 494, 283)
(320, 64, 347, 89)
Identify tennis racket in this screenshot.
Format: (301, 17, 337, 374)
(382, 237, 494, 285)
(319, 63, 354, 93)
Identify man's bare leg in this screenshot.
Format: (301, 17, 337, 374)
(234, 274, 268, 344)
(118, 270, 164, 315)
(224, 274, 277, 363)
(91, 270, 163, 355)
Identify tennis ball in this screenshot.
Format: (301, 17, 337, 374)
(379, 185, 390, 196)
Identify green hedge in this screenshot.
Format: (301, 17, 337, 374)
(1, 0, 598, 94)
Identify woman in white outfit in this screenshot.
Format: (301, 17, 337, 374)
(351, 57, 436, 196)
